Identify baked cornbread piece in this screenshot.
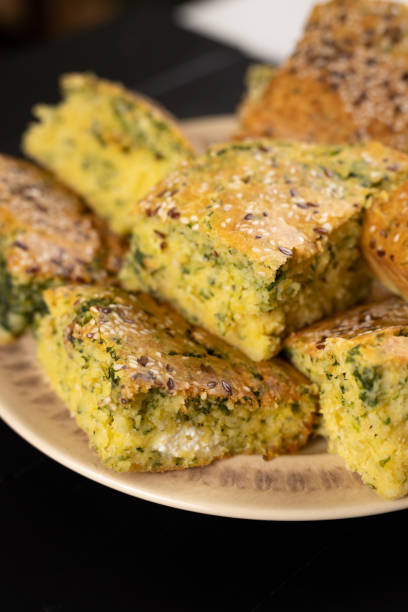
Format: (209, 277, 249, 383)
(23, 73, 195, 234)
(240, 0, 408, 151)
(120, 140, 408, 361)
(285, 297, 408, 499)
(0, 154, 124, 343)
(37, 285, 317, 472)
(362, 180, 408, 300)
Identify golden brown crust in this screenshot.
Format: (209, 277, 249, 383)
(285, 296, 408, 348)
(362, 180, 408, 299)
(46, 284, 313, 408)
(240, 0, 408, 150)
(132, 140, 403, 271)
(0, 154, 124, 282)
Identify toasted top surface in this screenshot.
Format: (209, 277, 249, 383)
(240, 0, 408, 150)
(0, 154, 123, 282)
(285, 297, 408, 349)
(43, 284, 310, 404)
(362, 180, 408, 298)
(133, 140, 408, 271)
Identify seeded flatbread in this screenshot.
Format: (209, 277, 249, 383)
(239, 0, 408, 151)
(285, 297, 408, 499)
(121, 139, 408, 361)
(37, 285, 317, 472)
(0, 154, 124, 342)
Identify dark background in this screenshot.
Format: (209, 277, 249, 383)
(1, 2, 408, 611)
(0, 0, 183, 58)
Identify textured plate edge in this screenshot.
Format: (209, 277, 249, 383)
(2, 388, 408, 521)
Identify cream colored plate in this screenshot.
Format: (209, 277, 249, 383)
(1, 115, 408, 520)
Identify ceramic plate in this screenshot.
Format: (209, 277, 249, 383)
(1, 115, 407, 520)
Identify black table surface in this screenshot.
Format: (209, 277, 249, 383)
(1, 8, 407, 612)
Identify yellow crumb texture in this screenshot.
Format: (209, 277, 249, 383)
(36, 285, 317, 472)
(121, 140, 408, 361)
(23, 73, 194, 234)
(285, 297, 408, 499)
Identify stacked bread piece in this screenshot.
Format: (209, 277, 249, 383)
(285, 298, 408, 499)
(239, 0, 408, 151)
(23, 73, 195, 235)
(4, 0, 408, 498)
(38, 285, 317, 471)
(0, 153, 124, 343)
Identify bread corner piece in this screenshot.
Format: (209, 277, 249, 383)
(285, 297, 408, 499)
(37, 284, 317, 472)
(362, 179, 408, 300)
(239, 0, 408, 152)
(120, 140, 408, 361)
(0, 153, 124, 343)
(22, 73, 195, 235)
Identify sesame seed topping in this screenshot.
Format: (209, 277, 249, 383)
(168, 207, 180, 219)
(221, 380, 232, 394)
(313, 227, 329, 236)
(278, 246, 294, 256)
(12, 240, 28, 250)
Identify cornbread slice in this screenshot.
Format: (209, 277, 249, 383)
(0, 154, 124, 343)
(362, 180, 408, 300)
(120, 140, 408, 361)
(239, 0, 408, 151)
(285, 297, 408, 499)
(23, 73, 195, 234)
(37, 285, 317, 472)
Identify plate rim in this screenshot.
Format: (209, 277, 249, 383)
(2, 398, 408, 521)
